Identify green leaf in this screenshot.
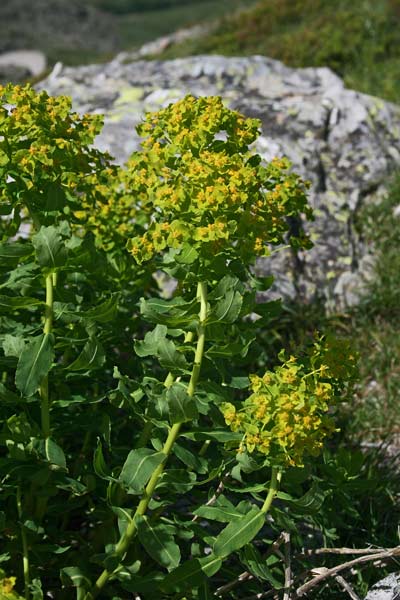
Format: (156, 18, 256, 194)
(93, 440, 115, 481)
(60, 566, 91, 591)
(32, 225, 68, 269)
(192, 502, 243, 523)
(30, 438, 66, 469)
(213, 507, 265, 558)
(175, 243, 199, 264)
(15, 333, 54, 397)
(0, 295, 43, 310)
(79, 295, 119, 323)
(0, 241, 33, 266)
(135, 324, 168, 357)
(241, 544, 283, 588)
(67, 338, 105, 371)
(45, 180, 67, 211)
(211, 289, 243, 324)
(158, 469, 197, 493)
(140, 297, 198, 327)
(158, 337, 188, 371)
(167, 383, 198, 424)
(183, 429, 243, 443)
(119, 448, 166, 494)
(136, 515, 181, 569)
(277, 483, 327, 515)
(161, 554, 222, 593)
(173, 444, 207, 474)
(0, 383, 23, 405)
(2, 334, 25, 357)
(44, 438, 66, 469)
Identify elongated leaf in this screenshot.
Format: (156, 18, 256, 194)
(173, 444, 207, 474)
(119, 448, 166, 494)
(15, 333, 54, 397)
(93, 440, 115, 481)
(136, 515, 181, 569)
(241, 544, 283, 588)
(32, 225, 68, 269)
(140, 297, 198, 327)
(211, 289, 243, 324)
(0, 295, 43, 310)
(213, 507, 265, 558)
(277, 483, 327, 515)
(183, 429, 243, 443)
(161, 554, 222, 593)
(0, 241, 32, 266)
(192, 504, 243, 523)
(167, 383, 198, 424)
(67, 338, 105, 371)
(2, 334, 25, 357)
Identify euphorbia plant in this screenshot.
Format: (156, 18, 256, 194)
(80, 96, 354, 598)
(0, 87, 355, 599)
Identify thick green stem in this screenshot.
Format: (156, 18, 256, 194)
(261, 467, 281, 514)
(39, 273, 54, 438)
(35, 274, 55, 521)
(17, 487, 30, 600)
(86, 282, 208, 599)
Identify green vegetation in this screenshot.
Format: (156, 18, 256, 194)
(161, 0, 400, 103)
(4, 84, 395, 600)
(108, 0, 259, 56)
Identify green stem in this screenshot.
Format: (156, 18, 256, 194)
(86, 282, 208, 599)
(17, 487, 30, 600)
(39, 273, 54, 438)
(35, 273, 55, 521)
(261, 467, 280, 514)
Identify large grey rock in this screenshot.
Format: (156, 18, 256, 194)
(37, 55, 400, 309)
(364, 573, 400, 600)
(0, 50, 47, 83)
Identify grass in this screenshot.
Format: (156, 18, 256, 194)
(159, 0, 400, 103)
(112, 0, 259, 52)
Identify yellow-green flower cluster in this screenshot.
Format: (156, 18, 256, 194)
(221, 351, 339, 467)
(0, 569, 23, 599)
(124, 95, 312, 265)
(0, 84, 110, 218)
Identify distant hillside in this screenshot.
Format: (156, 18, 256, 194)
(0, 0, 258, 67)
(160, 0, 400, 103)
(0, 0, 118, 65)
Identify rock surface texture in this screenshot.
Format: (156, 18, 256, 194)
(364, 573, 400, 600)
(38, 55, 400, 308)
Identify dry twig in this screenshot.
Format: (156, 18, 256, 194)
(335, 574, 361, 600)
(283, 532, 292, 600)
(295, 547, 400, 597)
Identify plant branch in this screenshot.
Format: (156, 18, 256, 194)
(261, 467, 280, 514)
(334, 575, 361, 600)
(86, 281, 208, 599)
(17, 486, 30, 600)
(283, 532, 292, 600)
(39, 272, 54, 438)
